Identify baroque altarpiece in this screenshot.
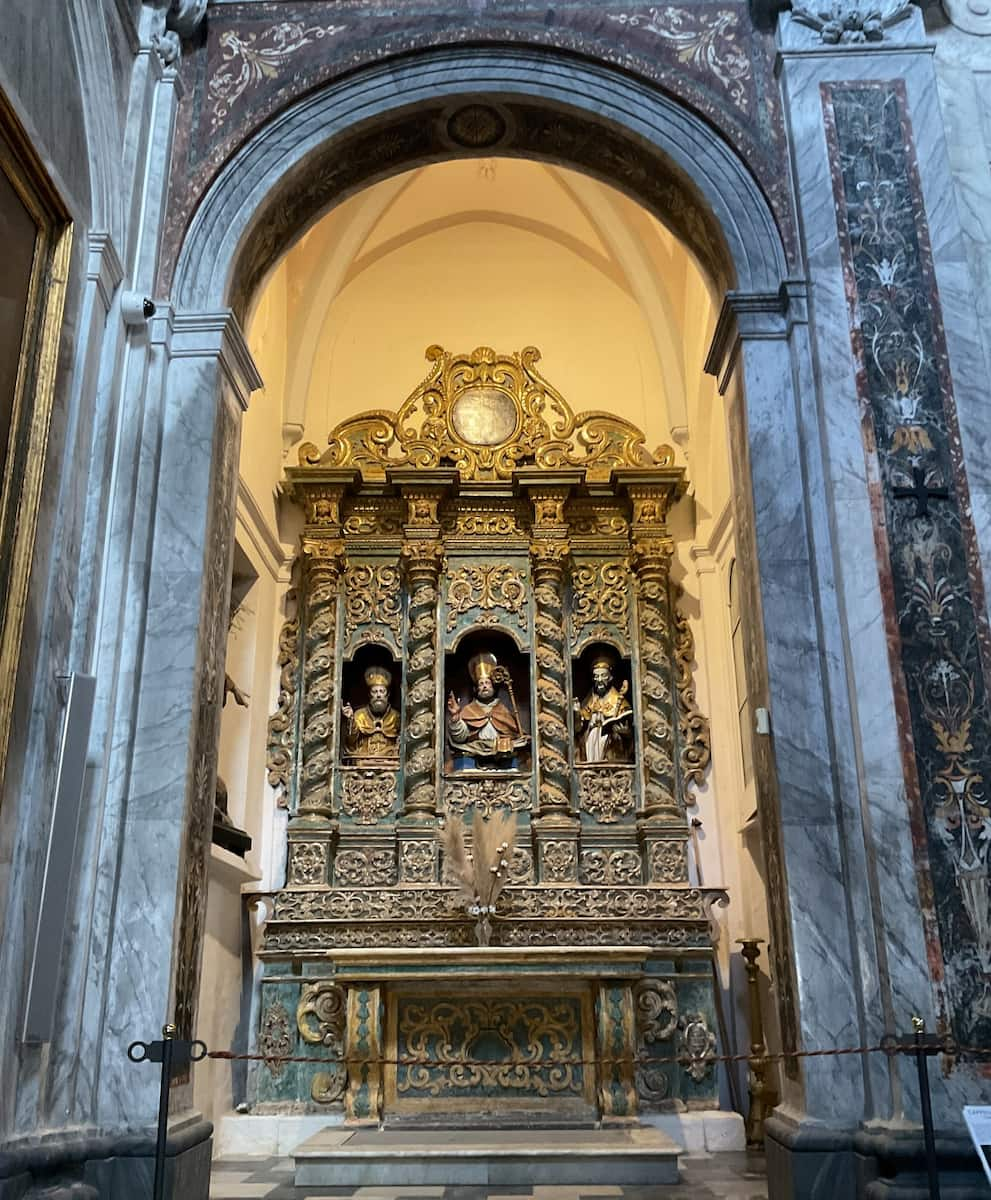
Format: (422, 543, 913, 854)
(256, 346, 724, 1124)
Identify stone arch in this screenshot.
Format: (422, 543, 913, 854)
(171, 46, 789, 316)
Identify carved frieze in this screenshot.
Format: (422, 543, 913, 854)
(335, 848, 396, 887)
(579, 848, 642, 885)
(446, 563, 528, 631)
(443, 776, 530, 820)
(578, 767, 635, 823)
(508, 846, 534, 884)
(636, 979, 678, 1044)
(340, 769, 397, 824)
(442, 503, 526, 537)
(342, 498, 404, 536)
(271, 885, 715, 923)
(343, 562, 402, 644)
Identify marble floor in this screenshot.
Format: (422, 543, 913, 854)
(209, 1153, 769, 1199)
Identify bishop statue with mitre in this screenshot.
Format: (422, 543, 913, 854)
(342, 666, 401, 760)
(446, 651, 529, 770)
(574, 651, 633, 763)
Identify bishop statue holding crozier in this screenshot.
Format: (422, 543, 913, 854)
(446, 651, 529, 770)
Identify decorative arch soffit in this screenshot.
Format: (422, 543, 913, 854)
(167, 46, 792, 315)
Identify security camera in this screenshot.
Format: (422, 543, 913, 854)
(121, 291, 157, 327)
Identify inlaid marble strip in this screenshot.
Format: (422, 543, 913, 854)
(823, 80, 991, 1043)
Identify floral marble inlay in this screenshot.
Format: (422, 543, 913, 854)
(825, 81, 991, 1042)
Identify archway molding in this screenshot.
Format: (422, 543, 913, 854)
(171, 46, 788, 316)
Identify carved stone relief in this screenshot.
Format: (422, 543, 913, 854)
(340, 769, 396, 824)
(399, 839, 436, 884)
(578, 767, 635, 823)
(259, 1000, 292, 1077)
(648, 840, 689, 883)
(443, 776, 530, 820)
(678, 1012, 716, 1081)
(343, 562, 402, 644)
(673, 590, 711, 790)
(571, 561, 630, 641)
(266, 585, 300, 810)
(287, 840, 328, 885)
(579, 848, 642, 885)
(446, 563, 528, 631)
(541, 840, 578, 882)
(335, 848, 396, 887)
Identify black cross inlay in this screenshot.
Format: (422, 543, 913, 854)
(892, 466, 950, 518)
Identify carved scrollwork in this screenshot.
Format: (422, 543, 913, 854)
(578, 767, 635, 823)
(266, 587, 300, 809)
(340, 769, 397, 824)
(287, 840, 328, 885)
(579, 848, 642, 885)
(443, 777, 530, 820)
(571, 561, 630, 636)
(443, 505, 525, 536)
(446, 563, 528, 631)
(673, 588, 711, 790)
(297, 980, 347, 1104)
(396, 996, 584, 1097)
(259, 1000, 293, 1077)
(297, 980, 346, 1046)
(343, 562, 402, 643)
(342, 498, 404, 536)
(635, 980, 678, 1044)
(678, 1012, 717, 1081)
(334, 848, 396, 887)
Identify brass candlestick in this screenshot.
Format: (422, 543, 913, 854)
(738, 937, 776, 1147)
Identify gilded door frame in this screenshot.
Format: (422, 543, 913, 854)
(0, 90, 73, 791)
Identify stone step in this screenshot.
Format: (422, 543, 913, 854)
(293, 1125, 682, 1188)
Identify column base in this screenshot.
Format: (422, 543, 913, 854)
(0, 1117, 212, 1200)
(765, 1114, 987, 1199)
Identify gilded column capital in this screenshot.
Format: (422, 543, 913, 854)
(301, 536, 347, 577)
(400, 537, 446, 579)
(631, 535, 674, 575)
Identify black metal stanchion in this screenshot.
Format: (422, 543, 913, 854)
(128, 1025, 207, 1200)
(911, 1016, 942, 1200)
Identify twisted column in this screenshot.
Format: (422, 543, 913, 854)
(531, 540, 572, 814)
(632, 535, 679, 818)
(296, 537, 345, 821)
(400, 539, 445, 819)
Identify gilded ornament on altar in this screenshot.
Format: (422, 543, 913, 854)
(259, 1000, 293, 1077)
(578, 766, 635, 823)
(446, 564, 528, 631)
(288, 840, 328, 885)
(395, 996, 585, 1098)
(571, 562, 630, 634)
(335, 848, 396, 887)
(508, 846, 534, 883)
(343, 564, 402, 643)
(298, 979, 347, 1104)
(443, 776, 530, 820)
(297, 345, 674, 482)
(673, 590, 711, 788)
(444, 505, 524, 536)
(579, 848, 642, 885)
(340, 768, 397, 823)
(446, 651, 529, 770)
